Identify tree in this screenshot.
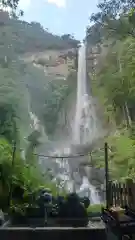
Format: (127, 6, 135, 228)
(107, 133, 135, 180)
(88, 0, 135, 41)
(88, 13, 135, 181)
(42, 82, 69, 135)
(1, 0, 23, 17)
(94, 40, 133, 126)
(1, 0, 19, 10)
(0, 136, 60, 210)
(0, 103, 18, 143)
(61, 34, 80, 48)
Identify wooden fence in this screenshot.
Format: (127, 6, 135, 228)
(107, 179, 135, 209)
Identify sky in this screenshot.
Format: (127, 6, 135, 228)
(18, 0, 98, 40)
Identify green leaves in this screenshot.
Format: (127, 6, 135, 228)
(95, 37, 135, 125)
(90, 21, 135, 181)
(88, 0, 135, 43)
(42, 82, 69, 135)
(108, 134, 135, 179)
(0, 137, 60, 209)
(1, 0, 19, 10)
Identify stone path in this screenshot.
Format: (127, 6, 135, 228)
(88, 219, 105, 229)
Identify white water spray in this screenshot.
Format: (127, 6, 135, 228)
(73, 43, 100, 146)
(78, 177, 100, 204)
(34, 43, 102, 204)
(72, 43, 101, 203)
(29, 112, 40, 131)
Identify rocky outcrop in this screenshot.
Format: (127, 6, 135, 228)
(21, 48, 76, 81)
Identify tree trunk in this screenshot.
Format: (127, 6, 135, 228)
(118, 55, 132, 127)
(122, 105, 127, 126)
(124, 102, 132, 127)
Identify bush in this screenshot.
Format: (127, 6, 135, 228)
(87, 204, 104, 214)
(0, 137, 60, 211)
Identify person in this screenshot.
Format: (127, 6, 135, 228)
(36, 189, 52, 219)
(58, 193, 88, 227)
(83, 197, 90, 209)
(57, 195, 65, 207)
(50, 196, 65, 219)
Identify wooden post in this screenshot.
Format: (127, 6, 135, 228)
(131, 181, 135, 210)
(126, 178, 134, 209)
(108, 181, 113, 207)
(105, 142, 109, 209)
(8, 139, 17, 207)
(8, 120, 17, 207)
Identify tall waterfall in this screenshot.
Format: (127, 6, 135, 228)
(72, 43, 101, 204)
(74, 44, 86, 144)
(73, 43, 100, 147)
(34, 43, 102, 204)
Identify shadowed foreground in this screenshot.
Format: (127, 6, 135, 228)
(0, 227, 106, 240)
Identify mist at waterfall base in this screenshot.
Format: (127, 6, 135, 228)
(30, 43, 104, 205)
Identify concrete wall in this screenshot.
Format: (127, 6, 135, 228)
(0, 227, 106, 240)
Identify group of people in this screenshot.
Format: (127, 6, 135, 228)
(38, 190, 90, 227)
(0, 188, 90, 227)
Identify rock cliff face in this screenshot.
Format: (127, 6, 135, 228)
(53, 89, 76, 143)
(20, 47, 78, 142)
(21, 48, 76, 81)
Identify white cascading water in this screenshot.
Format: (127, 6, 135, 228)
(73, 43, 87, 145)
(72, 43, 100, 204)
(51, 43, 101, 204)
(29, 112, 40, 131)
(29, 111, 46, 139)
(77, 177, 100, 204)
(73, 43, 100, 146)
(21, 111, 47, 160)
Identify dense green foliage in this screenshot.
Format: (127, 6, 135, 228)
(0, 12, 79, 53)
(42, 82, 70, 135)
(0, 137, 43, 209)
(88, 0, 135, 43)
(1, 0, 23, 17)
(87, 2, 135, 181)
(0, 10, 78, 211)
(0, 10, 78, 141)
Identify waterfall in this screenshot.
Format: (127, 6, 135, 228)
(77, 177, 100, 204)
(29, 112, 40, 131)
(29, 111, 46, 138)
(73, 43, 100, 146)
(49, 43, 101, 204)
(26, 43, 103, 204)
(71, 43, 101, 204)
(73, 44, 87, 144)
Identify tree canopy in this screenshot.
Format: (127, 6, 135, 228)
(86, 1, 135, 182)
(87, 1, 135, 45)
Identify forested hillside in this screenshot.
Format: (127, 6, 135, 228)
(0, 10, 79, 53)
(0, 10, 79, 141)
(0, 9, 79, 208)
(87, 1, 135, 181)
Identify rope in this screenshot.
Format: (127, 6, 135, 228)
(19, 145, 111, 159)
(32, 147, 106, 159)
(33, 153, 87, 159)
